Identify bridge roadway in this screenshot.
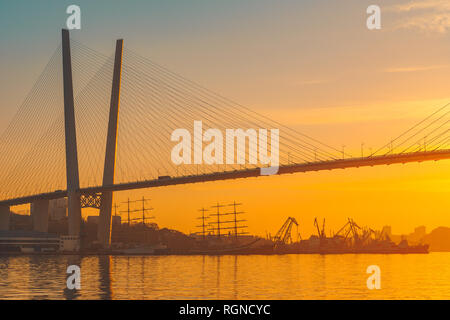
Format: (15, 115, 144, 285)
(1, 149, 449, 207)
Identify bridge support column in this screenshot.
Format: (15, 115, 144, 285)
(31, 199, 49, 232)
(0, 205, 10, 231)
(62, 29, 82, 238)
(98, 39, 123, 248)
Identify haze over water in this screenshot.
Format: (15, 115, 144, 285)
(1, 253, 450, 299)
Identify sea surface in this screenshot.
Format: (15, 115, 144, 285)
(0, 253, 449, 299)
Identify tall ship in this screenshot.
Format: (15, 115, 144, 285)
(188, 201, 267, 254)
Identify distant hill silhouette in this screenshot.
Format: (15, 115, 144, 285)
(385, 225, 450, 252)
(423, 227, 450, 252)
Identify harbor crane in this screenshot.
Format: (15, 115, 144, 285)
(333, 218, 377, 247)
(314, 217, 326, 239)
(273, 217, 299, 245)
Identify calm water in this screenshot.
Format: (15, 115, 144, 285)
(0, 253, 450, 299)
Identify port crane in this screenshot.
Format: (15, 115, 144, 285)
(334, 219, 351, 239)
(333, 218, 377, 247)
(314, 217, 326, 239)
(332, 219, 353, 248)
(273, 217, 299, 245)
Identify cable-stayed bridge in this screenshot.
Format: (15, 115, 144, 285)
(0, 30, 449, 248)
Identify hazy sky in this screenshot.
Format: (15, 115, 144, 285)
(1, 0, 450, 236)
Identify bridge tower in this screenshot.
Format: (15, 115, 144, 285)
(62, 29, 82, 237)
(0, 206, 10, 231)
(97, 39, 124, 248)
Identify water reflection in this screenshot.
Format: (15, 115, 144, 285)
(1, 253, 450, 299)
(216, 256, 220, 298)
(98, 256, 113, 300)
(233, 255, 238, 299)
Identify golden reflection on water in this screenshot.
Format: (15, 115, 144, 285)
(0, 253, 450, 299)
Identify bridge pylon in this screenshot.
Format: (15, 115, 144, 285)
(0, 206, 10, 231)
(62, 29, 82, 237)
(97, 39, 124, 248)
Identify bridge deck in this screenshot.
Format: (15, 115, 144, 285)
(1, 149, 449, 207)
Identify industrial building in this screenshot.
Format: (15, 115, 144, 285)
(0, 230, 81, 253)
(0, 230, 60, 253)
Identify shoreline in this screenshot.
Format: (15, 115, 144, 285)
(0, 251, 432, 257)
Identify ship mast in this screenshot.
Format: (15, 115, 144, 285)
(196, 207, 209, 240)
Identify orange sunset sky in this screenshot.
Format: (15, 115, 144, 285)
(1, 0, 450, 237)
